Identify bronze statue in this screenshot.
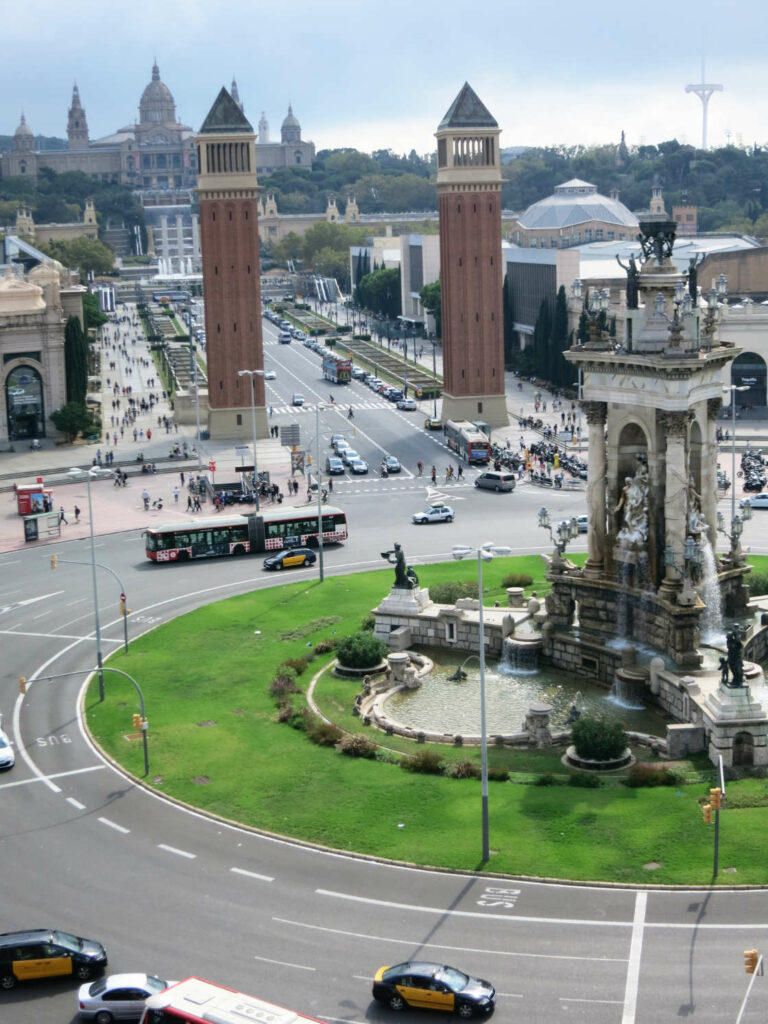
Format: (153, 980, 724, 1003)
(616, 254, 640, 309)
(381, 542, 416, 589)
(687, 254, 704, 301)
(726, 626, 744, 688)
(719, 655, 729, 689)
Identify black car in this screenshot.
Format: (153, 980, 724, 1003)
(262, 548, 317, 571)
(372, 961, 495, 1018)
(0, 929, 107, 990)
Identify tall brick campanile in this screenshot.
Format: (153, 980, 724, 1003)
(196, 87, 267, 440)
(436, 84, 507, 427)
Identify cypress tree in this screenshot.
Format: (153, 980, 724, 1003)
(549, 285, 569, 386)
(64, 315, 88, 405)
(533, 298, 551, 380)
(502, 273, 515, 368)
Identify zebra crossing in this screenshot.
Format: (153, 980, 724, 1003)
(268, 400, 390, 415)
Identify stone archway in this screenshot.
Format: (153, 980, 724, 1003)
(733, 730, 754, 767)
(731, 352, 767, 412)
(5, 363, 45, 440)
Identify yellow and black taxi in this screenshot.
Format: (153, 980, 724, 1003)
(0, 929, 108, 990)
(424, 417, 443, 431)
(372, 961, 495, 1018)
(262, 547, 317, 571)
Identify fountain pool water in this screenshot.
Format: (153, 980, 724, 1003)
(384, 649, 670, 737)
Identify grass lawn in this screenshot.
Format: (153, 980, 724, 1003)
(86, 556, 768, 885)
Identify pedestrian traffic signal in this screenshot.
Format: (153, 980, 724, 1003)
(702, 803, 712, 824)
(710, 787, 723, 809)
(119, 598, 130, 616)
(19, 676, 26, 695)
(50, 555, 57, 569)
(744, 949, 760, 974)
(132, 713, 142, 729)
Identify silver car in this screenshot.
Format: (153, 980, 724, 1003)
(0, 721, 14, 769)
(78, 973, 171, 1023)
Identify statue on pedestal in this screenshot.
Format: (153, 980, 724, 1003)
(381, 543, 419, 590)
(726, 626, 745, 688)
(614, 459, 650, 549)
(616, 254, 640, 309)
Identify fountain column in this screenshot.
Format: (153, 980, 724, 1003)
(660, 411, 690, 594)
(704, 397, 722, 550)
(583, 401, 607, 578)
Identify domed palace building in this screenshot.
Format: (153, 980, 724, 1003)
(2, 64, 196, 191)
(510, 179, 638, 249)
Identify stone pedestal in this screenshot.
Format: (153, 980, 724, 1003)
(376, 586, 431, 615)
(524, 702, 553, 748)
(704, 684, 768, 767)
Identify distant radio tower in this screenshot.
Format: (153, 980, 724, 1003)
(685, 59, 723, 149)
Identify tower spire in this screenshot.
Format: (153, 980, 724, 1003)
(67, 81, 89, 150)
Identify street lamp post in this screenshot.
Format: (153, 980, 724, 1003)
(452, 541, 511, 862)
(723, 384, 750, 527)
(430, 334, 438, 420)
(315, 402, 326, 583)
(238, 369, 265, 511)
(190, 341, 202, 473)
(66, 466, 113, 701)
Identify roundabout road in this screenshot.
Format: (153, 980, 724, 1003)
(3, 495, 768, 1024)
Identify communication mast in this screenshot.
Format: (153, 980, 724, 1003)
(685, 59, 723, 150)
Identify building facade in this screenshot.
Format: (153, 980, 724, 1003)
(510, 179, 639, 249)
(436, 83, 507, 427)
(196, 87, 266, 440)
(254, 106, 315, 175)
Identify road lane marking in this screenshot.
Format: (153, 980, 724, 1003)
(253, 955, 315, 971)
(274, 918, 625, 963)
(1, 629, 122, 642)
(99, 816, 130, 834)
(621, 891, 646, 1024)
(158, 843, 196, 859)
(67, 797, 86, 809)
(561, 997, 623, 1004)
(231, 867, 274, 882)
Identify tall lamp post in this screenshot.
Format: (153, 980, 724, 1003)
(66, 466, 114, 701)
(190, 341, 202, 473)
(723, 383, 750, 527)
(238, 369, 265, 511)
(452, 541, 511, 862)
(314, 402, 326, 583)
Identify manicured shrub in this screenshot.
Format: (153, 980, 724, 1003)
(335, 733, 377, 758)
(314, 638, 337, 655)
(448, 760, 481, 779)
(747, 570, 768, 596)
(535, 772, 557, 786)
(269, 671, 301, 696)
(336, 631, 387, 669)
(625, 763, 683, 788)
(305, 716, 343, 746)
(500, 572, 534, 589)
(567, 771, 603, 788)
(571, 716, 627, 761)
(430, 580, 479, 604)
(360, 613, 376, 632)
(401, 750, 444, 775)
(488, 767, 510, 782)
(279, 657, 309, 676)
(275, 699, 297, 724)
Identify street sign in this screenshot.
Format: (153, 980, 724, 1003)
(208, 460, 216, 472)
(236, 465, 254, 473)
(234, 445, 249, 457)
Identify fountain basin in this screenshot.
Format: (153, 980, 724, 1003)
(564, 745, 634, 772)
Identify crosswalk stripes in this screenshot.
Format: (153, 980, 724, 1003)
(268, 402, 388, 414)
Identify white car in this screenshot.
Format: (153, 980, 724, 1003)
(78, 973, 171, 1022)
(576, 515, 588, 533)
(742, 494, 768, 509)
(0, 721, 14, 769)
(292, 393, 305, 406)
(397, 398, 417, 411)
(264, 370, 276, 380)
(342, 448, 360, 465)
(349, 457, 368, 474)
(413, 502, 455, 524)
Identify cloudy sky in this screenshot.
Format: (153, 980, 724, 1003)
(5, 0, 767, 155)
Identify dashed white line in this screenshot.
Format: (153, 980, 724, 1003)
(230, 867, 274, 882)
(67, 797, 86, 810)
(158, 843, 196, 859)
(98, 816, 130, 834)
(253, 955, 315, 971)
(562, 997, 624, 1004)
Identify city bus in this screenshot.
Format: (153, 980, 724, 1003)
(141, 977, 325, 1024)
(144, 506, 348, 562)
(323, 353, 352, 384)
(444, 420, 491, 464)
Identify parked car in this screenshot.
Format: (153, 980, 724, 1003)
(387, 390, 404, 403)
(474, 471, 516, 493)
(424, 418, 443, 431)
(78, 973, 171, 1022)
(349, 457, 369, 474)
(372, 961, 495, 1018)
(397, 398, 417, 411)
(0, 721, 14, 769)
(742, 494, 768, 509)
(576, 514, 589, 533)
(413, 501, 455, 524)
(263, 548, 317, 571)
(351, 366, 366, 379)
(0, 929, 108, 989)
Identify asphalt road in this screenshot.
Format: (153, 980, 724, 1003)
(3, 334, 768, 1023)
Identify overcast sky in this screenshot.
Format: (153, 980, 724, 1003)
(5, 0, 767, 155)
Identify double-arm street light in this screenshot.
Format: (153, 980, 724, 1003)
(238, 369, 266, 510)
(452, 541, 512, 862)
(723, 383, 750, 527)
(314, 402, 326, 583)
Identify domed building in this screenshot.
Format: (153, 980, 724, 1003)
(2, 63, 196, 191)
(510, 179, 639, 249)
(254, 104, 315, 175)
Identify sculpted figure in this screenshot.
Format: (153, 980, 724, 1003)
(614, 460, 649, 549)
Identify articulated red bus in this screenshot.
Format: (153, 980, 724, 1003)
(444, 420, 491, 464)
(144, 506, 348, 562)
(141, 977, 324, 1024)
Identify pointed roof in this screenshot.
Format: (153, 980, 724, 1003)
(199, 86, 253, 134)
(438, 82, 497, 131)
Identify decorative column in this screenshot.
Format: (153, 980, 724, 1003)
(704, 397, 722, 550)
(583, 401, 607, 577)
(659, 411, 690, 594)
(191, 214, 200, 262)
(175, 214, 185, 264)
(160, 215, 169, 260)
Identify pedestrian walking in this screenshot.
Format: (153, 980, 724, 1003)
(180, 471, 185, 487)
(74, 505, 81, 523)
(457, 464, 463, 480)
(431, 465, 437, 485)
(328, 477, 333, 493)
(59, 507, 68, 525)
(186, 495, 194, 512)
(417, 461, 423, 476)
(173, 486, 180, 504)
(193, 496, 202, 512)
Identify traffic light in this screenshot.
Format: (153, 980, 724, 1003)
(132, 713, 142, 729)
(50, 555, 57, 569)
(710, 787, 723, 810)
(744, 949, 759, 974)
(19, 676, 26, 695)
(702, 803, 712, 824)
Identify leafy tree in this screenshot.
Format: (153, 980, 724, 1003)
(571, 717, 627, 761)
(39, 237, 115, 277)
(532, 298, 551, 379)
(549, 286, 569, 386)
(419, 280, 441, 337)
(82, 291, 108, 330)
(356, 267, 401, 317)
(335, 631, 388, 669)
(64, 315, 88, 404)
(50, 400, 100, 443)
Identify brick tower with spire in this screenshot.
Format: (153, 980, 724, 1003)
(436, 83, 507, 428)
(67, 84, 89, 150)
(196, 86, 266, 440)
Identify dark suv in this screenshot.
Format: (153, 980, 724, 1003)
(0, 929, 107, 990)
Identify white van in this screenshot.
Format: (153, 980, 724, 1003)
(474, 471, 516, 492)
